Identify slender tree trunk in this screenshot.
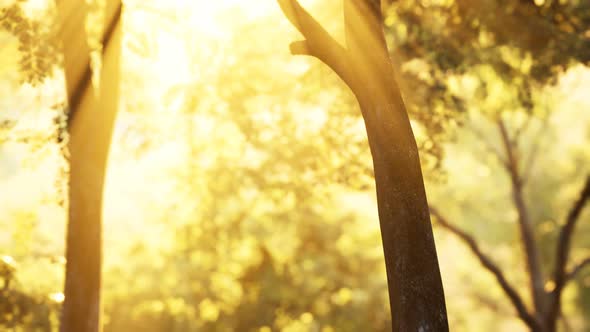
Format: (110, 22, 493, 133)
(547, 176, 590, 331)
(346, 2, 448, 329)
(277, 0, 448, 330)
(360, 93, 448, 331)
(56, 1, 123, 331)
(498, 120, 547, 328)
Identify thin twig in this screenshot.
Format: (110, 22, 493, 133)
(565, 256, 590, 282)
(468, 124, 509, 169)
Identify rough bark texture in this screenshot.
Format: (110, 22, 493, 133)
(277, 1, 448, 330)
(56, 1, 123, 331)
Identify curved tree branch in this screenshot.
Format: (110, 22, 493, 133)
(56, 0, 93, 123)
(429, 206, 541, 330)
(554, 176, 590, 284)
(276, 0, 354, 87)
(550, 175, 590, 322)
(60, 0, 123, 127)
(565, 256, 590, 282)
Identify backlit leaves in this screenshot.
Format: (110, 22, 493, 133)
(0, 2, 59, 85)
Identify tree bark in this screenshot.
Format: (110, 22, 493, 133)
(362, 94, 449, 331)
(277, 1, 448, 330)
(56, 1, 123, 331)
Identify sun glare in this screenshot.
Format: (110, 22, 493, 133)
(49, 292, 65, 303)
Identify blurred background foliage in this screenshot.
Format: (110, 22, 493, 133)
(0, 0, 589, 331)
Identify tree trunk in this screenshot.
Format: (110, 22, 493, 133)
(361, 94, 448, 331)
(277, 0, 448, 330)
(498, 120, 547, 324)
(346, 1, 448, 329)
(56, 1, 123, 331)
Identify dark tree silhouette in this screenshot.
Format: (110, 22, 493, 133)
(276, 1, 448, 331)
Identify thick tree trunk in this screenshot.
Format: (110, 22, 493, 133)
(361, 94, 448, 330)
(346, 1, 448, 329)
(56, 1, 123, 331)
(352, 50, 448, 331)
(277, 0, 448, 330)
